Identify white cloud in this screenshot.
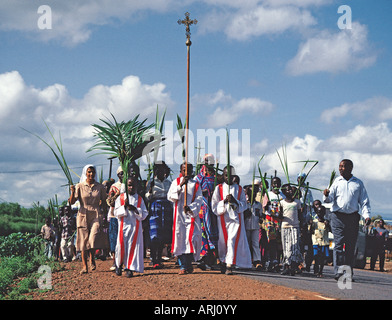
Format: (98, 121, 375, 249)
(323, 123, 392, 154)
(0, 70, 173, 166)
(286, 22, 377, 75)
(200, 5, 316, 41)
(321, 97, 392, 124)
(0, 0, 179, 46)
(195, 90, 274, 128)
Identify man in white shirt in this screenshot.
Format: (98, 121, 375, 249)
(323, 159, 371, 280)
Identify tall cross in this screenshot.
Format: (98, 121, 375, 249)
(177, 12, 198, 45)
(177, 12, 197, 206)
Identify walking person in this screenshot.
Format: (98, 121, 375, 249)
(69, 164, 108, 274)
(323, 159, 371, 281)
(211, 166, 252, 275)
(145, 162, 173, 269)
(370, 219, 389, 272)
(41, 217, 55, 259)
(244, 185, 263, 270)
(114, 176, 148, 278)
(311, 200, 330, 277)
(279, 184, 304, 276)
(195, 154, 219, 270)
(167, 162, 203, 275)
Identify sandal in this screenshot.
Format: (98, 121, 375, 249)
(80, 269, 88, 275)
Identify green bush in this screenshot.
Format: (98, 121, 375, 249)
(0, 232, 44, 258)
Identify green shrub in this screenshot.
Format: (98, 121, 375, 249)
(0, 232, 44, 258)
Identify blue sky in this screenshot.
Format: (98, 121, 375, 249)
(0, 0, 391, 219)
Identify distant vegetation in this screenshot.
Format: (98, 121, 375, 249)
(0, 202, 51, 236)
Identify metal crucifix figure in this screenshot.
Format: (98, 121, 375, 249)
(178, 12, 197, 206)
(178, 12, 198, 46)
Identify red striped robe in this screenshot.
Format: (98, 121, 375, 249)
(167, 177, 203, 261)
(114, 193, 148, 273)
(211, 183, 252, 268)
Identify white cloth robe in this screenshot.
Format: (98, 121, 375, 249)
(114, 193, 148, 273)
(211, 183, 252, 268)
(167, 177, 203, 261)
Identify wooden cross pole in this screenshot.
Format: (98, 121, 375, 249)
(178, 12, 197, 206)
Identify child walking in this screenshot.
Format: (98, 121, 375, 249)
(279, 184, 303, 276)
(311, 200, 330, 277)
(114, 176, 148, 278)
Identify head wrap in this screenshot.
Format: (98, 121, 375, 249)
(116, 166, 123, 174)
(203, 154, 215, 165)
(79, 164, 97, 183)
(297, 172, 306, 179)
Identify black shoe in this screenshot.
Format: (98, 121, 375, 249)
(219, 263, 227, 274)
(115, 265, 122, 276)
(125, 269, 133, 278)
(281, 268, 290, 275)
(197, 262, 207, 271)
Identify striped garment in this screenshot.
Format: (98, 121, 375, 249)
(195, 171, 219, 257)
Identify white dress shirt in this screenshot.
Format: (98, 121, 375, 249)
(323, 175, 371, 219)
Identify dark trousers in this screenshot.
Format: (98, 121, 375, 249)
(370, 245, 385, 270)
(330, 212, 360, 276)
(150, 237, 164, 265)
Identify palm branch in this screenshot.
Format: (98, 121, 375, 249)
(22, 120, 75, 192)
(276, 143, 290, 184)
(328, 169, 337, 189)
(86, 113, 156, 194)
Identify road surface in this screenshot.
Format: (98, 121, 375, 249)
(235, 265, 392, 300)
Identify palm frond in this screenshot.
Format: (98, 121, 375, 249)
(226, 128, 231, 193)
(328, 169, 337, 189)
(22, 120, 75, 191)
(276, 143, 290, 184)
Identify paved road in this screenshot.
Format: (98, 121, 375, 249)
(234, 266, 392, 300)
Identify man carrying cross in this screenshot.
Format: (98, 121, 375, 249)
(167, 162, 203, 275)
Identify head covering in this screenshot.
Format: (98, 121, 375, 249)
(203, 154, 215, 165)
(297, 172, 306, 179)
(79, 164, 97, 183)
(253, 178, 261, 185)
(116, 166, 123, 174)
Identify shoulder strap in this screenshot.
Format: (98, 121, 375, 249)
(137, 195, 142, 208)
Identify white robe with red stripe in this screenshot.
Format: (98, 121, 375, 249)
(211, 183, 252, 268)
(114, 193, 148, 273)
(167, 177, 203, 261)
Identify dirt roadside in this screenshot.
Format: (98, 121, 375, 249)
(23, 255, 391, 301)
(24, 257, 328, 301)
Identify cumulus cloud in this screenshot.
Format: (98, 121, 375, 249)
(194, 90, 274, 128)
(0, 70, 173, 164)
(286, 22, 377, 75)
(320, 97, 392, 124)
(323, 123, 392, 154)
(200, 4, 316, 41)
(0, 0, 179, 46)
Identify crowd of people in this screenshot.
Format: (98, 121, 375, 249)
(41, 157, 387, 282)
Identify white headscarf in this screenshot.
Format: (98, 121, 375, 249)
(79, 164, 97, 183)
